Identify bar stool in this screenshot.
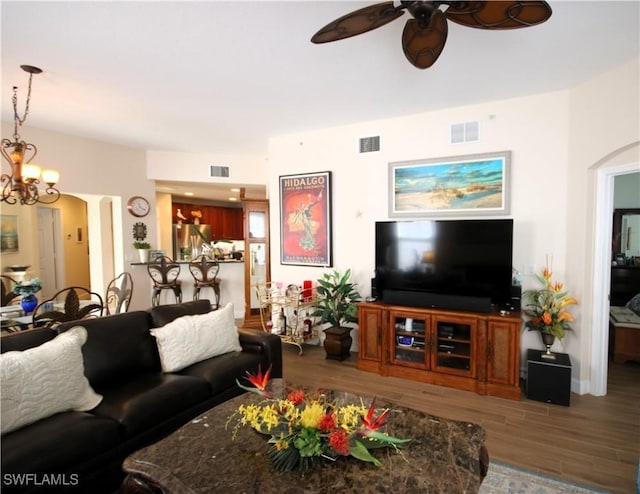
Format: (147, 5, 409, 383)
(147, 256, 182, 307)
(188, 254, 220, 309)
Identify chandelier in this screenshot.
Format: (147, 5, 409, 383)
(1, 65, 60, 205)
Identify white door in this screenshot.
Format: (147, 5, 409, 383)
(37, 207, 63, 299)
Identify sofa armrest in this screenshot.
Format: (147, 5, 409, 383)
(237, 328, 283, 378)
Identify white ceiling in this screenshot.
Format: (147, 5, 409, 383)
(2, 1, 639, 201)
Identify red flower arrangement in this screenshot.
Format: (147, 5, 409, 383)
(227, 367, 410, 472)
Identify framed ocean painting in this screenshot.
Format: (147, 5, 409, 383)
(389, 151, 511, 217)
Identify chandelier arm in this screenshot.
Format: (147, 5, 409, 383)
(38, 186, 61, 205)
(1, 174, 18, 204)
(20, 181, 40, 205)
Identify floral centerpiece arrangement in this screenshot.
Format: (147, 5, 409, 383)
(227, 367, 410, 472)
(13, 278, 42, 296)
(522, 261, 578, 340)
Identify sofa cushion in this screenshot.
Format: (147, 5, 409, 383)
(91, 372, 211, 437)
(0, 326, 57, 354)
(1, 411, 122, 475)
(178, 350, 271, 395)
(150, 303, 242, 372)
(149, 299, 212, 328)
(57, 310, 161, 387)
(1, 327, 103, 435)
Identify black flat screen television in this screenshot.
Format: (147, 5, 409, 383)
(375, 219, 513, 313)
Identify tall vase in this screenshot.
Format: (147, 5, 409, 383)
(540, 332, 556, 360)
(21, 294, 38, 313)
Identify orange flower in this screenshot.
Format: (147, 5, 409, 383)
(329, 429, 350, 455)
(557, 311, 574, 323)
(236, 366, 272, 398)
(319, 412, 337, 432)
(542, 312, 552, 325)
(287, 389, 305, 405)
(361, 400, 389, 432)
(553, 282, 564, 292)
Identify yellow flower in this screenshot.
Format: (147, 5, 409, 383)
(335, 403, 368, 433)
(260, 405, 280, 431)
(299, 402, 324, 428)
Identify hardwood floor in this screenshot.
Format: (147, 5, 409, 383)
(281, 344, 639, 494)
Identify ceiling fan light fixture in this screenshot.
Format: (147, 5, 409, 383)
(310, 0, 552, 68)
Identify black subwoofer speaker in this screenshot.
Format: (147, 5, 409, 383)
(526, 349, 571, 406)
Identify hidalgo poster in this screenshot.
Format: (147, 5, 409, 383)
(279, 171, 332, 267)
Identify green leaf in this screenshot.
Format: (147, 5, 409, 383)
(365, 430, 412, 445)
(349, 439, 382, 467)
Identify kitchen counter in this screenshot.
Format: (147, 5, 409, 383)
(129, 260, 244, 316)
(130, 259, 243, 265)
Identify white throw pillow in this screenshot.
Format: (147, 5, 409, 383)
(150, 302, 242, 373)
(1, 326, 103, 435)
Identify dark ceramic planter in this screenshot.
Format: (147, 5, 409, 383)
(323, 326, 352, 361)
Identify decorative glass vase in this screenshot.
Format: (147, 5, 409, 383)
(21, 293, 38, 313)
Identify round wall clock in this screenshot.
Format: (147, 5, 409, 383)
(127, 196, 150, 217)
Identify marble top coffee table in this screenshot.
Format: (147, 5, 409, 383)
(122, 382, 488, 493)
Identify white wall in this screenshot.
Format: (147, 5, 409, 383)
(267, 90, 571, 353)
(146, 150, 269, 189)
(267, 57, 640, 393)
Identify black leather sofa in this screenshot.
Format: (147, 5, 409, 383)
(0, 300, 282, 493)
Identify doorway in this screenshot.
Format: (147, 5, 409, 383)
(37, 207, 63, 299)
(592, 159, 640, 396)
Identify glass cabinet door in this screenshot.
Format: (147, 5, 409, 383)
(432, 316, 476, 376)
(390, 313, 428, 369)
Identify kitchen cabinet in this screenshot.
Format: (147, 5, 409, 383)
(172, 203, 243, 240)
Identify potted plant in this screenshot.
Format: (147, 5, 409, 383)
(522, 261, 578, 359)
(312, 268, 362, 361)
(133, 241, 152, 263)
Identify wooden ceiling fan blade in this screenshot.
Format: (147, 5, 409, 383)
(445, 1, 552, 30)
(402, 12, 448, 69)
(311, 1, 404, 44)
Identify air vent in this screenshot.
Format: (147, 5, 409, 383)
(359, 135, 380, 153)
(210, 165, 230, 178)
(450, 121, 480, 144)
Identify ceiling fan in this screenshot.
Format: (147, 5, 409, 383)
(311, 1, 552, 69)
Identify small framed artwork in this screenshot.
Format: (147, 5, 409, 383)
(280, 171, 332, 267)
(389, 151, 511, 217)
(0, 215, 19, 253)
(132, 222, 148, 241)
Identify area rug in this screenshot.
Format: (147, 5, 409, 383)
(480, 461, 608, 493)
